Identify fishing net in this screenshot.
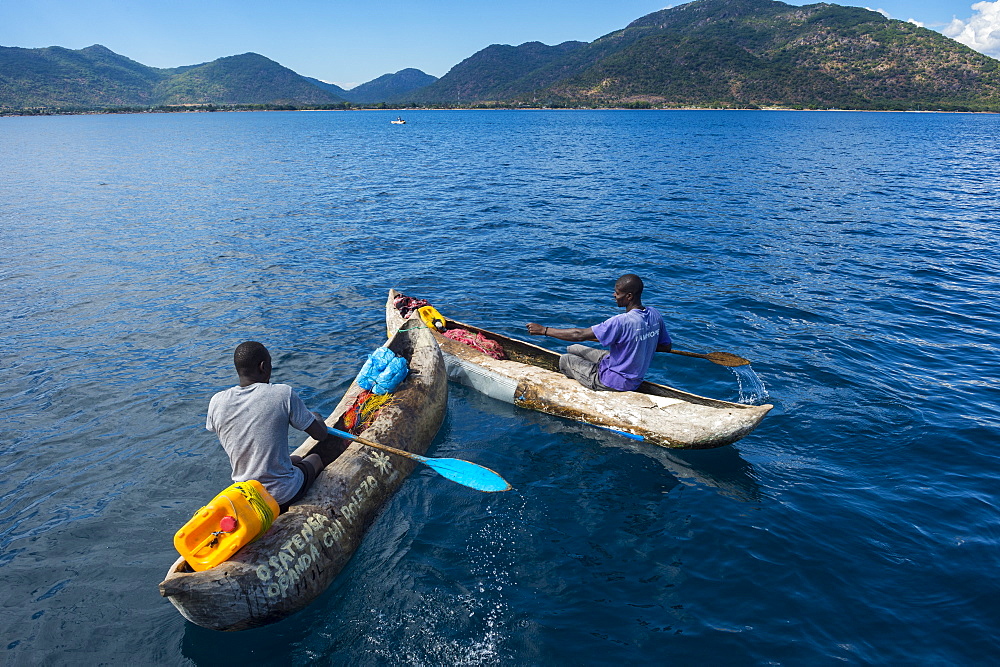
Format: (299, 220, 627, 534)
(393, 294, 429, 319)
(394, 292, 507, 360)
(443, 328, 506, 360)
(343, 390, 395, 434)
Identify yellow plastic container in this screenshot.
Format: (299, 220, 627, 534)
(418, 305, 447, 332)
(173, 480, 280, 572)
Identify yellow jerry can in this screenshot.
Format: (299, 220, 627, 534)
(417, 305, 447, 332)
(173, 480, 279, 572)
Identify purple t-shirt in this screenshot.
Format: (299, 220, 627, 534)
(591, 306, 671, 391)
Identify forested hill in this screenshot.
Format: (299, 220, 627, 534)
(0, 46, 345, 109)
(0, 44, 441, 110)
(3, 0, 1000, 111)
(302, 70, 441, 104)
(413, 0, 1000, 110)
(155, 53, 341, 105)
(0, 45, 166, 108)
(408, 41, 586, 103)
(348, 68, 438, 103)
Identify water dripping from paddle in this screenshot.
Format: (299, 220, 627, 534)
(730, 365, 770, 405)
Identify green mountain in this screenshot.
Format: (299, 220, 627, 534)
(0, 44, 165, 107)
(546, 0, 1000, 109)
(303, 76, 350, 99)
(407, 0, 1000, 110)
(0, 46, 343, 109)
(409, 41, 585, 103)
(4, 0, 1000, 111)
(346, 68, 437, 103)
(153, 53, 340, 105)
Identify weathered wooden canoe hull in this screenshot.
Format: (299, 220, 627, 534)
(159, 323, 447, 631)
(387, 290, 770, 449)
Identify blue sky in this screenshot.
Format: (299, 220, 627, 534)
(1, 0, 997, 88)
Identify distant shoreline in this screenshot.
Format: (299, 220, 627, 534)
(2, 105, 996, 118)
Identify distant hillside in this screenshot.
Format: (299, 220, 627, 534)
(409, 41, 585, 103)
(0, 44, 165, 107)
(303, 76, 350, 99)
(342, 68, 436, 103)
(0, 46, 343, 109)
(411, 0, 1000, 110)
(4, 0, 1000, 112)
(153, 53, 341, 105)
(535, 0, 1000, 109)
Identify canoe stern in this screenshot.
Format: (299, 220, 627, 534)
(160, 324, 447, 631)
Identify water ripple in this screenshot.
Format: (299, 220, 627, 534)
(2, 110, 999, 663)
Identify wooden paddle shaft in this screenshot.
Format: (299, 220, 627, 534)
(669, 349, 712, 360)
(669, 349, 750, 367)
(328, 427, 421, 461)
(354, 436, 419, 461)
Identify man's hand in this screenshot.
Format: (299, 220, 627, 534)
(526, 322, 547, 336)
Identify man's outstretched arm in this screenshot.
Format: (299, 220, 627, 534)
(526, 323, 597, 342)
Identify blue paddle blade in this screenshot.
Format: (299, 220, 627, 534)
(414, 454, 513, 493)
(591, 423, 645, 441)
(327, 426, 511, 492)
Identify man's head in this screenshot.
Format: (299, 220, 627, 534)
(234, 341, 271, 383)
(614, 274, 644, 308)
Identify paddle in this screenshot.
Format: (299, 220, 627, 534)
(668, 349, 750, 367)
(593, 423, 645, 441)
(327, 426, 512, 493)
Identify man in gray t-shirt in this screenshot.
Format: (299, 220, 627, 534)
(206, 341, 331, 508)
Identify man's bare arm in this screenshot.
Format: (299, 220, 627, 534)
(305, 414, 329, 441)
(526, 322, 597, 342)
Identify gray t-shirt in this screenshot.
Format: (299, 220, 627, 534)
(206, 382, 316, 504)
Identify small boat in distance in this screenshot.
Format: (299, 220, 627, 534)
(391, 117, 406, 124)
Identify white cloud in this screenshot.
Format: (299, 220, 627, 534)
(943, 1, 1000, 59)
(862, 6, 921, 26)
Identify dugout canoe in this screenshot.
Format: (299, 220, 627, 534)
(159, 323, 447, 631)
(387, 289, 771, 449)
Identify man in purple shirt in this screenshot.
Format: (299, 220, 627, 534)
(526, 274, 671, 392)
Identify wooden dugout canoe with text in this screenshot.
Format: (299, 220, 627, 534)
(387, 289, 771, 449)
(159, 323, 447, 631)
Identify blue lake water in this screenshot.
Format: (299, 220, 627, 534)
(2, 109, 999, 664)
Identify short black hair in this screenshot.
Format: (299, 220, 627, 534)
(616, 274, 644, 298)
(234, 341, 269, 376)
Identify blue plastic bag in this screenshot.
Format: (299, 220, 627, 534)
(373, 356, 408, 395)
(355, 347, 408, 394)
